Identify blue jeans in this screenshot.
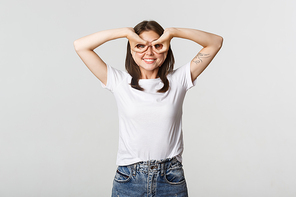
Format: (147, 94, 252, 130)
(111, 157, 188, 197)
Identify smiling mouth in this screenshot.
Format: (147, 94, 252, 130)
(143, 58, 156, 64)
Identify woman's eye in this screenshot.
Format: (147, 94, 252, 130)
(154, 44, 163, 49)
(136, 44, 146, 48)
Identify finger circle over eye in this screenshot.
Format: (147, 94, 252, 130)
(136, 44, 145, 48)
(153, 44, 163, 50)
(135, 44, 148, 52)
(136, 44, 146, 49)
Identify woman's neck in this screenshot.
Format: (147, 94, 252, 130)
(139, 68, 159, 79)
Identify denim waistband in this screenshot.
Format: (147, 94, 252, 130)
(136, 157, 177, 168)
(137, 157, 177, 165)
(128, 157, 179, 176)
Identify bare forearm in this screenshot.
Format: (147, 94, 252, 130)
(74, 27, 131, 51)
(167, 27, 223, 48)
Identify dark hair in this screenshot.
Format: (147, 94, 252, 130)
(125, 20, 175, 93)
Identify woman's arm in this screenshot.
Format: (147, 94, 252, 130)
(74, 28, 147, 85)
(153, 28, 223, 81)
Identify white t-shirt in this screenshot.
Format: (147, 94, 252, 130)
(100, 62, 197, 166)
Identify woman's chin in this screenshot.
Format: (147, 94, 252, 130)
(139, 64, 160, 72)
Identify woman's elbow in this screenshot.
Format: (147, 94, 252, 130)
(213, 35, 223, 49)
(73, 40, 81, 52)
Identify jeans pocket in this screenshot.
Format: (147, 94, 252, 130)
(165, 161, 186, 185)
(114, 166, 132, 183)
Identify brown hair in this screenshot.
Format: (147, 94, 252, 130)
(125, 20, 175, 93)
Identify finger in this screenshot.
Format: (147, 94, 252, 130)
(151, 39, 163, 46)
(129, 39, 148, 52)
(131, 42, 150, 53)
(153, 48, 168, 54)
(134, 38, 148, 46)
(152, 43, 169, 54)
(132, 44, 148, 53)
(152, 43, 163, 51)
(128, 32, 148, 45)
(152, 32, 170, 45)
(131, 32, 148, 45)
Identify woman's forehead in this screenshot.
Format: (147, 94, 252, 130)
(139, 31, 160, 42)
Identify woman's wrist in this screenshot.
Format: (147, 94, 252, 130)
(125, 27, 135, 38)
(164, 27, 178, 38)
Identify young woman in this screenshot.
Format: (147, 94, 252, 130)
(74, 20, 223, 197)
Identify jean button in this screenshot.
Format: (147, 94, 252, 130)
(150, 166, 157, 170)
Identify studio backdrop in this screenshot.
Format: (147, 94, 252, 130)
(0, 0, 295, 196)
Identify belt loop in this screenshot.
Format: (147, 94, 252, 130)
(133, 164, 137, 176)
(161, 163, 164, 176)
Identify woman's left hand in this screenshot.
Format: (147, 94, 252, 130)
(152, 28, 175, 53)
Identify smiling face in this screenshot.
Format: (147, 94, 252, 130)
(131, 31, 167, 79)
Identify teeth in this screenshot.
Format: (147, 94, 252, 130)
(144, 59, 154, 62)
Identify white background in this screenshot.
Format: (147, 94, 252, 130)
(1, 0, 295, 196)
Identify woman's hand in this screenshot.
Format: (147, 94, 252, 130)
(151, 28, 175, 53)
(126, 28, 149, 53)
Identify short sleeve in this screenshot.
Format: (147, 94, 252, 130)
(100, 64, 128, 92)
(172, 62, 197, 91)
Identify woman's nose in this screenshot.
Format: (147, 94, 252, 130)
(145, 45, 154, 55)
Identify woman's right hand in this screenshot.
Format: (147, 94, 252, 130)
(151, 28, 175, 54)
(126, 28, 149, 53)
